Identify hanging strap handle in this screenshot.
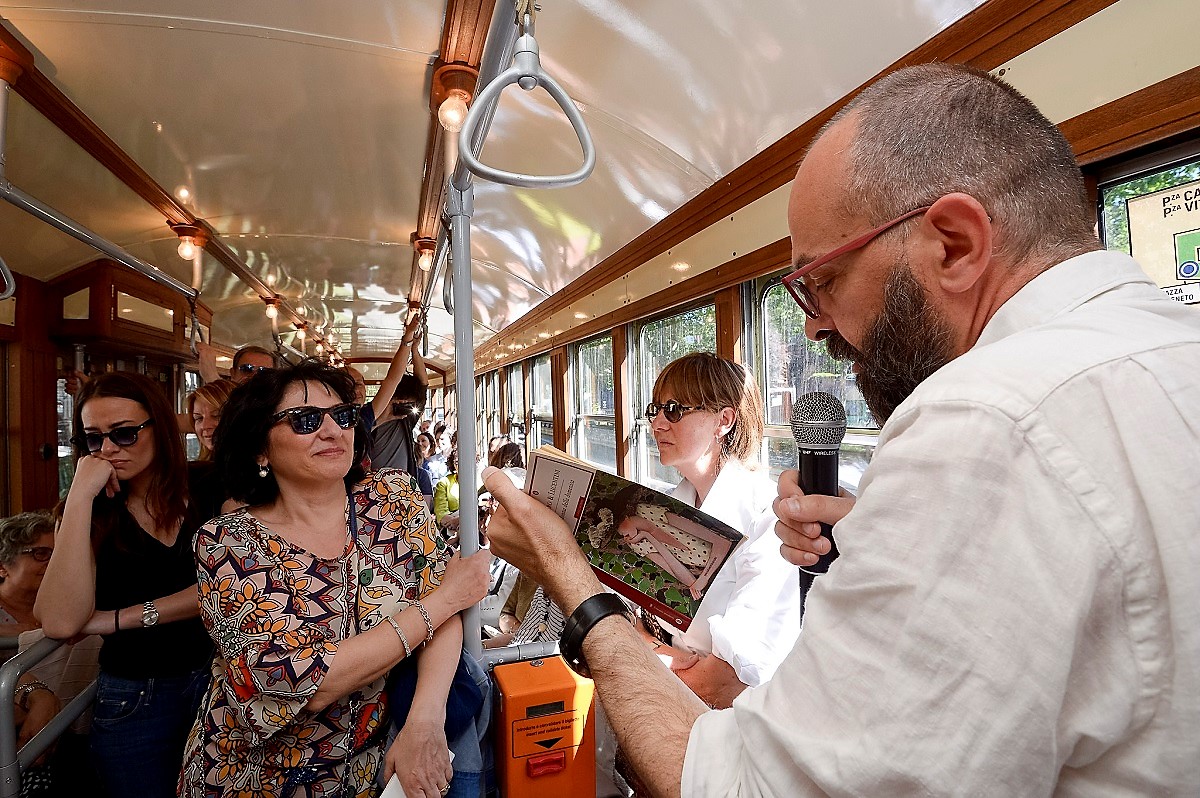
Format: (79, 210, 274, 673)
(457, 15, 596, 189)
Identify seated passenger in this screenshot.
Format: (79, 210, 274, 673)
(0, 511, 54, 637)
(35, 372, 224, 798)
(434, 447, 461, 533)
(415, 431, 438, 508)
(179, 361, 490, 798)
(635, 352, 799, 707)
(187, 378, 236, 461)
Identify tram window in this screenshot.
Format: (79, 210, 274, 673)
(505, 364, 526, 448)
(182, 370, 202, 461)
(757, 278, 876, 487)
(529, 354, 554, 457)
(56, 377, 75, 498)
(477, 371, 500, 446)
(572, 335, 616, 473)
(634, 304, 717, 491)
(1099, 152, 1200, 295)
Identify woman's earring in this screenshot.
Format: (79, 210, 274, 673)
(258, 464, 270, 478)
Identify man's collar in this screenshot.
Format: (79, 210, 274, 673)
(976, 250, 1154, 349)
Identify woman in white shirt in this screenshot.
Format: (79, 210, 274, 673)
(638, 352, 800, 709)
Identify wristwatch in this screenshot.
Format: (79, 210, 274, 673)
(141, 600, 160, 627)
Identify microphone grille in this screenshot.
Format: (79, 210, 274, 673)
(790, 391, 848, 447)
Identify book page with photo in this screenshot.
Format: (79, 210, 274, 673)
(524, 447, 744, 630)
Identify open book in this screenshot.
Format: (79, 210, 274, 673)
(523, 446, 744, 631)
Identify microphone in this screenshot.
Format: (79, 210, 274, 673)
(790, 391, 847, 575)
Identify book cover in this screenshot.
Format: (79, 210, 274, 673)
(524, 446, 744, 631)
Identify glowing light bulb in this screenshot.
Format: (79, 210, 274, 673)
(315, 342, 324, 355)
(174, 185, 192, 202)
(177, 236, 197, 260)
(419, 251, 433, 272)
(296, 327, 306, 341)
(438, 91, 469, 134)
(264, 302, 278, 320)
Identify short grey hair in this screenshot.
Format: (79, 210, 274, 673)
(827, 62, 1097, 267)
(0, 512, 53, 568)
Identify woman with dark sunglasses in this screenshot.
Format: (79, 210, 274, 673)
(179, 361, 490, 798)
(634, 352, 800, 710)
(35, 371, 225, 798)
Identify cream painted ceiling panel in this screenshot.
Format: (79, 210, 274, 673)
(1, 91, 190, 282)
(437, 0, 985, 336)
(3, 9, 433, 243)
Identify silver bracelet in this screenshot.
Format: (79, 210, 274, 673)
(15, 680, 52, 711)
(384, 614, 411, 658)
(413, 600, 435, 645)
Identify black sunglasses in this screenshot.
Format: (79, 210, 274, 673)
(19, 546, 52, 563)
(271, 403, 359, 435)
(236, 363, 273, 375)
(72, 419, 154, 453)
(645, 400, 699, 423)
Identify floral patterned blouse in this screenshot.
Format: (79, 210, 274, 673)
(179, 469, 450, 798)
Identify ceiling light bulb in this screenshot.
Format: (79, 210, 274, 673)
(177, 236, 197, 260)
(438, 92, 469, 134)
(264, 303, 278, 319)
(419, 251, 433, 272)
(315, 342, 324, 355)
(296, 327, 306, 341)
(175, 185, 192, 202)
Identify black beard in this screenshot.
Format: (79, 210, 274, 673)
(824, 264, 956, 425)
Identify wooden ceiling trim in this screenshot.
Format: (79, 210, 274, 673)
(1060, 66, 1200, 167)
(477, 237, 792, 373)
(475, 0, 1119, 353)
(415, 0, 496, 243)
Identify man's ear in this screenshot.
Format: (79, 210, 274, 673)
(916, 192, 993, 295)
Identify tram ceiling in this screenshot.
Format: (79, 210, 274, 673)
(0, 0, 1150, 370)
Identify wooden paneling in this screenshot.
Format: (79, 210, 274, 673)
(550, 345, 568, 451)
(482, 238, 790, 370)
(478, 0, 1120, 358)
(1061, 66, 1200, 167)
(714, 286, 744, 363)
(3, 275, 60, 512)
(611, 324, 631, 477)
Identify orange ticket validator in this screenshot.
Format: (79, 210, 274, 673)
(493, 656, 596, 797)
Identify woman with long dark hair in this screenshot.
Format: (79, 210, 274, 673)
(36, 372, 222, 798)
(179, 361, 490, 798)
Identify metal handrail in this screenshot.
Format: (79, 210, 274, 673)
(0, 636, 97, 798)
(0, 80, 197, 302)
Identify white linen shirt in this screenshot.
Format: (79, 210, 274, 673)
(682, 250, 1200, 796)
(672, 460, 801, 687)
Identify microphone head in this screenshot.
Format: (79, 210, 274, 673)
(790, 391, 848, 448)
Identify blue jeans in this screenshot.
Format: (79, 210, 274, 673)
(89, 668, 210, 798)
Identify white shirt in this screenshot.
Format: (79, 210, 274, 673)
(672, 460, 801, 687)
(683, 251, 1200, 796)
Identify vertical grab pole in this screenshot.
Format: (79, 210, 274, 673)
(448, 181, 481, 659)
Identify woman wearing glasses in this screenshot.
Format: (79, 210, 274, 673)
(36, 371, 225, 798)
(635, 352, 800, 710)
(0, 512, 54, 637)
(179, 361, 490, 798)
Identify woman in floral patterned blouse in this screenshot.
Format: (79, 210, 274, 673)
(179, 361, 491, 798)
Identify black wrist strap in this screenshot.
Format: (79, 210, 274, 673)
(560, 593, 631, 677)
